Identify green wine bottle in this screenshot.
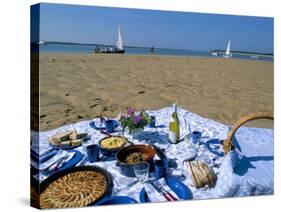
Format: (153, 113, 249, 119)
(169, 103, 180, 143)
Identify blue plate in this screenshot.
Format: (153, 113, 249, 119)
(89, 120, 119, 131)
(95, 196, 138, 205)
(139, 177, 193, 202)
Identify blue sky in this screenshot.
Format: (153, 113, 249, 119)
(38, 3, 273, 53)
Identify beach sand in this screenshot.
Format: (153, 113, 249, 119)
(38, 53, 273, 131)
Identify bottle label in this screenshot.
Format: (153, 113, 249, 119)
(169, 131, 177, 143)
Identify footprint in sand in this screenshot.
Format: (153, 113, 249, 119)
(90, 104, 99, 108)
(102, 106, 108, 112)
(65, 108, 72, 113)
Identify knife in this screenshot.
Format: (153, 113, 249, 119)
(100, 130, 112, 137)
(48, 154, 69, 172)
(155, 180, 178, 201)
(148, 180, 172, 201)
(57, 153, 74, 170)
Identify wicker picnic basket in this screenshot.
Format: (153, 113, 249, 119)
(223, 112, 274, 155)
(187, 112, 273, 189)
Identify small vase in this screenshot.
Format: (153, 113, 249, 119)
(130, 128, 144, 139)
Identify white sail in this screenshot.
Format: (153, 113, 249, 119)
(225, 40, 231, 56)
(116, 26, 123, 50)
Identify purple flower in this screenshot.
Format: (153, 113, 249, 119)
(134, 115, 142, 125)
(127, 108, 134, 116)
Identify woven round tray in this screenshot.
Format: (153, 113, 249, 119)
(223, 112, 273, 155)
(39, 166, 113, 209)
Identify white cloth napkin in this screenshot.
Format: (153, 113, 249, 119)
(213, 150, 242, 197)
(31, 150, 74, 171)
(144, 178, 178, 202)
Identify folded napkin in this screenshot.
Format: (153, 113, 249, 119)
(144, 178, 178, 202)
(31, 150, 75, 171)
(31, 148, 57, 164)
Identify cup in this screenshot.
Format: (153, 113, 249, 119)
(154, 159, 168, 179)
(86, 144, 100, 162)
(191, 131, 202, 146)
(148, 116, 156, 127)
(133, 162, 150, 183)
(105, 120, 116, 133)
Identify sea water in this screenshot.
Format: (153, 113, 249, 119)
(39, 43, 273, 62)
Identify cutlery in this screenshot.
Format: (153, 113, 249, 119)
(155, 181, 178, 201)
(148, 180, 172, 201)
(57, 153, 74, 169)
(100, 130, 112, 137)
(48, 154, 69, 172)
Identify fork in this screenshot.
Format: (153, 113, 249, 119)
(154, 181, 178, 201)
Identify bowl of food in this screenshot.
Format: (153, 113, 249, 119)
(116, 144, 155, 177)
(99, 136, 127, 156)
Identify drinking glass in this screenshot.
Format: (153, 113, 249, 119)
(191, 131, 202, 147)
(133, 162, 150, 183)
(81, 139, 89, 153)
(186, 131, 202, 153)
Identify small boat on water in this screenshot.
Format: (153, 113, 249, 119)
(211, 51, 219, 56)
(94, 26, 125, 54)
(251, 55, 262, 59)
(222, 40, 232, 58)
(37, 40, 46, 45)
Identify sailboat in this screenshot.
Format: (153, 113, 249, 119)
(95, 26, 125, 54)
(223, 40, 232, 58)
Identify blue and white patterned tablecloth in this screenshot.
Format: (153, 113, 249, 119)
(31, 106, 274, 201)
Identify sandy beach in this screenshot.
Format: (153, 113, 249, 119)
(38, 53, 273, 131)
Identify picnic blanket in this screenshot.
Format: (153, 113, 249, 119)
(31, 106, 273, 201)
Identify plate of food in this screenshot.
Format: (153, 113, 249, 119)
(48, 129, 88, 150)
(39, 166, 113, 209)
(99, 136, 128, 156)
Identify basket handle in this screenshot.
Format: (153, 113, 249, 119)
(223, 112, 273, 155)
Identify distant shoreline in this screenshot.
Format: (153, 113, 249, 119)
(33, 41, 274, 57)
(38, 51, 274, 63)
(34, 42, 274, 62)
